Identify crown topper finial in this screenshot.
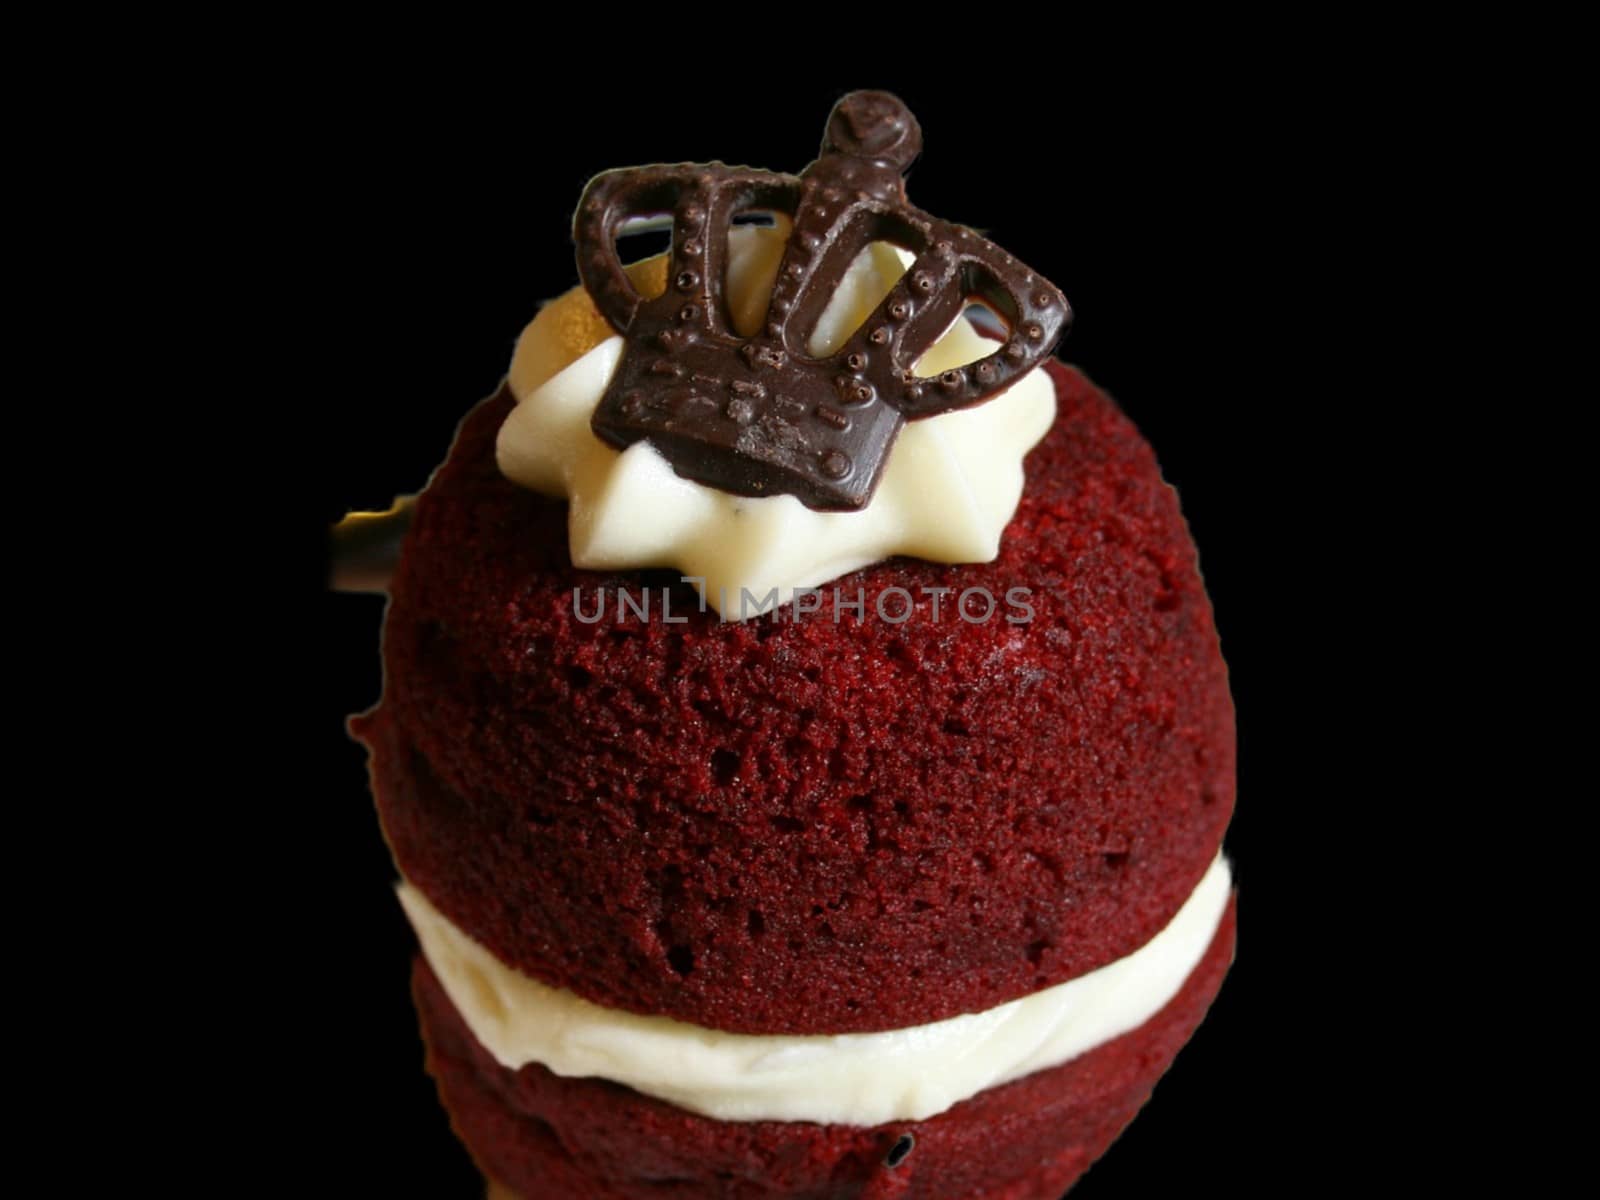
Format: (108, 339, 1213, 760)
(574, 90, 1070, 511)
(822, 90, 922, 169)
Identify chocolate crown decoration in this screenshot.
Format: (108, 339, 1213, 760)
(575, 91, 1070, 511)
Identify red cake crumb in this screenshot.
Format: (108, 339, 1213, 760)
(355, 360, 1235, 1036)
(415, 895, 1237, 1199)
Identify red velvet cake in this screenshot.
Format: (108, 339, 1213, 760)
(353, 91, 1236, 1197)
(421, 898, 1237, 1200)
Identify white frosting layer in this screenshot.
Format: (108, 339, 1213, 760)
(495, 228, 1056, 620)
(399, 855, 1231, 1126)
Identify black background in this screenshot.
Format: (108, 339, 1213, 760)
(291, 73, 1355, 1196)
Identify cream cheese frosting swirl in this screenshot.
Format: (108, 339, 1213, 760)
(399, 855, 1231, 1126)
(495, 226, 1056, 619)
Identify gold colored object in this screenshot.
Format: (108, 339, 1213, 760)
(328, 497, 414, 594)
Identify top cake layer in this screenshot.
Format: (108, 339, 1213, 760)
(357, 349, 1235, 1036)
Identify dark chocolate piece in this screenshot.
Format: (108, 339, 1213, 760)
(577, 91, 1069, 511)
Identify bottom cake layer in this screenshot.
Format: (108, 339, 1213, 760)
(414, 895, 1236, 1199)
